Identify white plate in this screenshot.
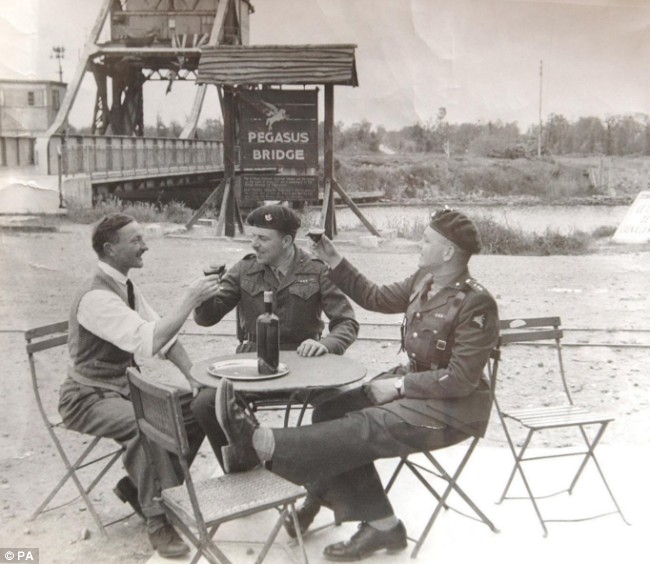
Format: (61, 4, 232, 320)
(207, 359, 289, 381)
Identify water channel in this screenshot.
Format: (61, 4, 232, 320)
(307, 203, 629, 235)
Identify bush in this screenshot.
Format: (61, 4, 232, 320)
(381, 214, 593, 255)
(65, 197, 194, 224)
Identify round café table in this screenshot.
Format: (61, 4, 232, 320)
(192, 352, 368, 426)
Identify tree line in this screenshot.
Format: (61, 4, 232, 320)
(331, 110, 650, 158)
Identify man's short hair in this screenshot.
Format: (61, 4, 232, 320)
(92, 213, 135, 257)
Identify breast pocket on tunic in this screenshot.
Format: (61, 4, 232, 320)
(241, 277, 264, 298)
(288, 281, 319, 301)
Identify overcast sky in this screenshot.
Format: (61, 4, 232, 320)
(2, 0, 649, 131)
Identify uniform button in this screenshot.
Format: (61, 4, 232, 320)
(411, 352, 416, 358)
(433, 330, 438, 334)
(416, 313, 421, 319)
(413, 332, 418, 338)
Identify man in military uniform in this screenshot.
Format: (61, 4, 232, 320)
(191, 204, 359, 467)
(214, 209, 499, 562)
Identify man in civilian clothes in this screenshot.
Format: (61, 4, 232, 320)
(58, 213, 220, 558)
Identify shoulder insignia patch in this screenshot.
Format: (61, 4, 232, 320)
(470, 313, 487, 329)
(465, 278, 485, 293)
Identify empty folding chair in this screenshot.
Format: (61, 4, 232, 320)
(26, 321, 126, 537)
(496, 316, 629, 535)
(385, 347, 501, 558)
(126, 367, 309, 564)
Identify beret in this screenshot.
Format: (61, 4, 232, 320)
(246, 204, 301, 234)
(429, 208, 481, 254)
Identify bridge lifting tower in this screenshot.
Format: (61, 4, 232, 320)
(37, 0, 253, 173)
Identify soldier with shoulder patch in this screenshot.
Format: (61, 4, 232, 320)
(190, 204, 359, 469)
(212, 208, 499, 562)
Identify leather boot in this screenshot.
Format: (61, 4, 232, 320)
(323, 520, 407, 561)
(284, 496, 322, 538)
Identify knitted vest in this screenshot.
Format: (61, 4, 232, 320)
(68, 267, 134, 389)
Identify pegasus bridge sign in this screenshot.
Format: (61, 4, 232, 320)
(239, 89, 319, 201)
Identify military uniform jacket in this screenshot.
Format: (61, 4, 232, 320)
(194, 246, 359, 355)
(329, 259, 499, 436)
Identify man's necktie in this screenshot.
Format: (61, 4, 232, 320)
(126, 279, 135, 310)
(126, 279, 139, 371)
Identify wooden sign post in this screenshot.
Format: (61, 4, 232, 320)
(189, 44, 378, 239)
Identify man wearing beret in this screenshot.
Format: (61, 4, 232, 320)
(191, 203, 359, 468)
(214, 208, 499, 561)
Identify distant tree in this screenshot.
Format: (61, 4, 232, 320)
(197, 118, 223, 139)
(544, 113, 571, 154)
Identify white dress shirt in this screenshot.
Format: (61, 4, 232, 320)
(77, 262, 176, 361)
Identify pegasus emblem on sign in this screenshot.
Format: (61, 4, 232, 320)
(261, 100, 288, 131)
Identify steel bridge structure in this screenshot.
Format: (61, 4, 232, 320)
(36, 0, 253, 207)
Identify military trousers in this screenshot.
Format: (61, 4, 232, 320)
(58, 377, 204, 519)
(270, 381, 470, 523)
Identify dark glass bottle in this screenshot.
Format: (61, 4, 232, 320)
(256, 290, 279, 374)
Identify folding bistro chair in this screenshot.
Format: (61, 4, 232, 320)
(385, 347, 501, 558)
(126, 367, 309, 564)
(495, 316, 629, 536)
(26, 321, 126, 537)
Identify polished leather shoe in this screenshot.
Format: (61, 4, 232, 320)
(216, 378, 260, 473)
(323, 520, 407, 561)
(284, 496, 322, 539)
(148, 524, 190, 558)
(113, 476, 144, 519)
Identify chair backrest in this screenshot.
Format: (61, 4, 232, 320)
(497, 316, 573, 404)
(126, 368, 207, 528)
(25, 321, 69, 426)
(126, 368, 190, 459)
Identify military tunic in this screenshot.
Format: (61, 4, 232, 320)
(193, 245, 359, 354)
(328, 258, 499, 436)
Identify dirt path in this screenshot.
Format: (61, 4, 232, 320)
(0, 223, 648, 563)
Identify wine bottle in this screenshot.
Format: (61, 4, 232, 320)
(256, 290, 280, 374)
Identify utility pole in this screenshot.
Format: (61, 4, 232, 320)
(538, 59, 543, 158)
(51, 46, 65, 82)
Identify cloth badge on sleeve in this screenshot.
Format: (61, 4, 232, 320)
(471, 313, 487, 329)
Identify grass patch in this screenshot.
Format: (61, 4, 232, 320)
(65, 197, 194, 224)
(364, 213, 591, 255)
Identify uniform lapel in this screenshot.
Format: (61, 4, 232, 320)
(419, 270, 470, 312)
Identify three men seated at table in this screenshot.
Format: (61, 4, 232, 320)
(57, 205, 496, 562)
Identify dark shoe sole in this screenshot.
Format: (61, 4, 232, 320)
(324, 544, 407, 562)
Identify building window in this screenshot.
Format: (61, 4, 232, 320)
(27, 91, 35, 106)
(53, 90, 60, 110)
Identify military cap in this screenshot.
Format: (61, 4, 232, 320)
(429, 208, 481, 254)
(245, 204, 301, 235)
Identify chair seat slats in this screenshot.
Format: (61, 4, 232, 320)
(505, 405, 613, 428)
(163, 468, 305, 527)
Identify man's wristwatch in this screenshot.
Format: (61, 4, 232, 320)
(394, 377, 405, 398)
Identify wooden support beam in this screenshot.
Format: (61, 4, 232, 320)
(184, 178, 225, 229)
(321, 84, 336, 238)
(215, 178, 232, 236)
(332, 179, 380, 236)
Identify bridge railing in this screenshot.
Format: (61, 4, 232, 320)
(47, 135, 223, 178)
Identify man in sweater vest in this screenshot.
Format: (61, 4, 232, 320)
(58, 213, 221, 558)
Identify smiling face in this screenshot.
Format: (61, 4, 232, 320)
(249, 226, 292, 266)
(103, 221, 148, 275)
(418, 226, 455, 270)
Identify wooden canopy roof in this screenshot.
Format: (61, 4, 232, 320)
(197, 44, 358, 87)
